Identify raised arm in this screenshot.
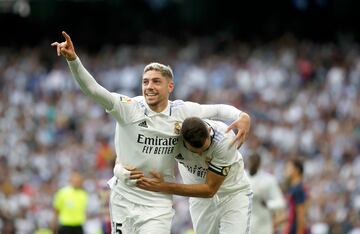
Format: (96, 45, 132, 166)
(51, 31, 116, 110)
(136, 170, 225, 198)
(189, 103, 250, 148)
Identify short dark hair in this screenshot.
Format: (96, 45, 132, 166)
(181, 117, 209, 148)
(248, 153, 261, 176)
(290, 158, 304, 175)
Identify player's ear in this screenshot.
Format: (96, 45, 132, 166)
(168, 80, 174, 93)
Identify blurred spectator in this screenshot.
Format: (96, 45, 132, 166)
(95, 136, 115, 172)
(53, 172, 88, 234)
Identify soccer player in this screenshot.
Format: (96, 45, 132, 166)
(283, 158, 308, 234)
(247, 153, 286, 234)
(51, 32, 251, 234)
(136, 117, 253, 234)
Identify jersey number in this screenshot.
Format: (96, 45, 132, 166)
(113, 222, 122, 234)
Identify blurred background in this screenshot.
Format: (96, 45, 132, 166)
(0, 0, 360, 233)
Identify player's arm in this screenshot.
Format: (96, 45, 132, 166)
(293, 187, 307, 234)
(273, 209, 288, 230)
(266, 177, 286, 211)
(51, 208, 59, 233)
(265, 177, 287, 228)
(52, 190, 62, 232)
(296, 203, 306, 234)
(51, 31, 116, 110)
(188, 102, 250, 147)
(136, 170, 225, 198)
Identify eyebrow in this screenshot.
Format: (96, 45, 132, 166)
(142, 77, 163, 80)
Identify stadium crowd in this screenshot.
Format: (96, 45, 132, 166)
(0, 35, 359, 234)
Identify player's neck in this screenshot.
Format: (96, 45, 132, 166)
(290, 175, 302, 186)
(149, 101, 168, 113)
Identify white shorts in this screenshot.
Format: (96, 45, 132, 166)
(189, 192, 253, 234)
(109, 190, 175, 234)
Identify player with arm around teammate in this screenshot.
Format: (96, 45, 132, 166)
(51, 32, 251, 234)
(136, 117, 253, 234)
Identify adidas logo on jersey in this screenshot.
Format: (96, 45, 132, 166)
(138, 121, 148, 128)
(175, 153, 184, 160)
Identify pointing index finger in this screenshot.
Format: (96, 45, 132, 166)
(62, 31, 72, 44)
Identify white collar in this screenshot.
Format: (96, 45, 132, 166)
(143, 100, 171, 117)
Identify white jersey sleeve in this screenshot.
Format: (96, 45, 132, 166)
(174, 100, 242, 122)
(265, 176, 286, 211)
(67, 57, 117, 111)
(106, 94, 143, 124)
(208, 134, 238, 176)
(67, 58, 142, 124)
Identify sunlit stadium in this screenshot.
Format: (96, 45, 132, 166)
(0, 0, 359, 234)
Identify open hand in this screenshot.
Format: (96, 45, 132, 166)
(136, 171, 164, 192)
(226, 112, 251, 148)
(124, 166, 145, 180)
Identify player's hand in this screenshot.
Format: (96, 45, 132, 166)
(51, 31, 77, 61)
(124, 166, 145, 180)
(136, 171, 164, 192)
(226, 112, 250, 148)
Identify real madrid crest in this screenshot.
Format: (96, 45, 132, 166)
(221, 166, 231, 176)
(174, 122, 181, 135)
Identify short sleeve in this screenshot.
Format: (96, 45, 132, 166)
(294, 186, 306, 205)
(208, 138, 237, 176)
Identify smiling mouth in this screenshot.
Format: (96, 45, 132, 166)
(146, 94, 158, 97)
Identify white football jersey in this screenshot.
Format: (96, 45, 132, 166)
(248, 170, 285, 234)
(176, 120, 251, 200)
(107, 96, 242, 207)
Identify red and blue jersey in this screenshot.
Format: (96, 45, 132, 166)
(283, 182, 308, 234)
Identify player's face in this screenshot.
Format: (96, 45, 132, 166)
(142, 70, 174, 109)
(184, 137, 211, 156)
(285, 162, 295, 179)
(70, 173, 83, 188)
